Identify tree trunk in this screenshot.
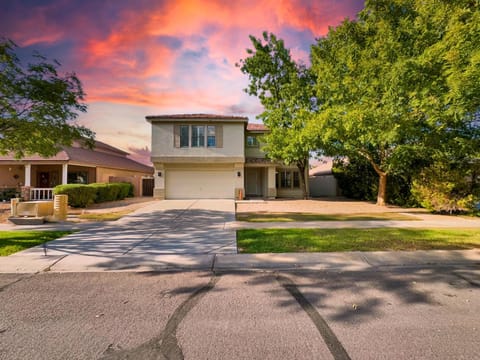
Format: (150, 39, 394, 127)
(297, 160, 308, 199)
(362, 155, 388, 206)
(377, 172, 387, 206)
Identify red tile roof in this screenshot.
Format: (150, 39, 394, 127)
(246, 123, 268, 131)
(146, 114, 248, 122)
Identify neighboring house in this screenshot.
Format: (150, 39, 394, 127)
(147, 114, 306, 199)
(309, 159, 339, 197)
(0, 140, 154, 200)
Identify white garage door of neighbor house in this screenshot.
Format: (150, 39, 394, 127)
(165, 170, 235, 199)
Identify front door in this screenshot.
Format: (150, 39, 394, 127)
(245, 168, 264, 197)
(38, 172, 49, 187)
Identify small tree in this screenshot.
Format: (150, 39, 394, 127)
(238, 32, 316, 198)
(0, 39, 94, 158)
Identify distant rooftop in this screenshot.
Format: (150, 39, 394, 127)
(0, 140, 153, 174)
(146, 114, 249, 123)
(246, 123, 268, 131)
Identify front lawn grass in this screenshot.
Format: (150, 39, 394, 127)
(237, 228, 480, 253)
(0, 231, 72, 256)
(236, 212, 417, 222)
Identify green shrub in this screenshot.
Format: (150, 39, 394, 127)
(0, 188, 19, 202)
(88, 182, 133, 203)
(411, 162, 480, 214)
(53, 184, 97, 208)
(117, 182, 133, 199)
(54, 182, 134, 207)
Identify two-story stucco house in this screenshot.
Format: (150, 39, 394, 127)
(147, 114, 306, 199)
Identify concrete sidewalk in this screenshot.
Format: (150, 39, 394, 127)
(1, 248, 478, 273)
(1, 199, 479, 273)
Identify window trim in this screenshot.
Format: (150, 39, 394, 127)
(246, 135, 259, 147)
(276, 170, 301, 189)
(174, 124, 222, 148)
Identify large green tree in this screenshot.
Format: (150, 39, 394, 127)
(238, 32, 316, 198)
(0, 39, 94, 158)
(310, 0, 480, 205)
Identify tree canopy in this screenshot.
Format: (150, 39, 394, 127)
(238, 32, 316, 198)
(0, 39, 94, 158)
(310, 0, 480, 205)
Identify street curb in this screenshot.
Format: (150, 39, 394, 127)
(1, 249, 478, 273)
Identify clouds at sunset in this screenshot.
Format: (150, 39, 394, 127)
(0, 0, 364, 155)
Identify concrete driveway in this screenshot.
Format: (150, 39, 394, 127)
(4, 200, 236, 272)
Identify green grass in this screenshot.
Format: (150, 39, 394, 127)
(0, 231, 72, 256)
(78, 210, 131, 221)
(237, 228, 480, 253)
(236, 212, 417, 222)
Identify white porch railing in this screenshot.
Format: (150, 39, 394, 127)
(30, 188, 54, 201)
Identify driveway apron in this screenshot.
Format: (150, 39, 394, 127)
(30, 199, 237, 258)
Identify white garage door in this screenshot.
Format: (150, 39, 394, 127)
(166, 169, 235, 199)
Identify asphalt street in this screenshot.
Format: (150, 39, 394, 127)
(1, 266, 479, 360)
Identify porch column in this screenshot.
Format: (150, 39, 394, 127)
(24, 163, 31, 186)
(153, 163, 165, 200)
(234, 163, 244, 200)
(267, 166, 276, 199)
(62, 163, 68, 184)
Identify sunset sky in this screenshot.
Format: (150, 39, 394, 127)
(1, 0, 364, 164)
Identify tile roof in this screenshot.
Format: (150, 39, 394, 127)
(146, 113, 249, 122)
(68, 147, 153, 173)
(246, 123, 268, 131)
(309, 160, 334, 176)
(0, 143, 153, 174)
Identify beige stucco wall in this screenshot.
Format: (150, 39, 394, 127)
(244, 134, 266, 158)
(0, 165, 25, 187)
(96, 167, 150, 196)
(151, 122, 245, 160)
(245, 144, 266, 158)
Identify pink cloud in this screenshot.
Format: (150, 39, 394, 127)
(1, 0, 364, 152)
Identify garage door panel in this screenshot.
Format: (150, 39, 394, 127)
(166, 170, 234, 199)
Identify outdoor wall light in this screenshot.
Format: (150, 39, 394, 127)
(237, 171, 241, 177)
(157, 171, 162, 177)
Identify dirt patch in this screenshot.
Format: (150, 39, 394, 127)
(0, 197, 157, 224)
(67, 197, 156, 215)
(236, 197, 426, 215)
(0, 203, 10, 223)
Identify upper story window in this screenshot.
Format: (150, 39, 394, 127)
(180, 125, 189, 148)
(174, 124, 223, 148)
(246, 135, 259, 147)
(191, 125, 205, 147)
(207, 125, 216, 147)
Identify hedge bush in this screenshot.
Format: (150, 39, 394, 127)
(53, 184, 97, 208)
(54, 182, 134, 207)
(89, 182, 132, 203)
(0, 188, 19, 202)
